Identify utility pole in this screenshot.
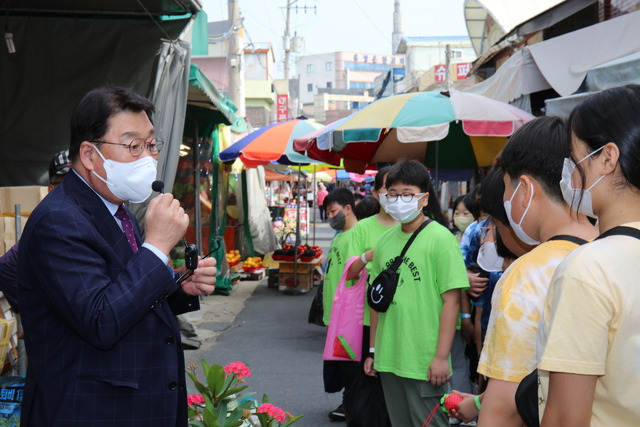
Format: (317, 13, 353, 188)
(228, 0, 245, 116)
(284, 0, 293, 82)
(445, 44, 451, 90)
(392, 0, 402, 54)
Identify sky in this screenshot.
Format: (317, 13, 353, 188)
(201, 0, 469, 77)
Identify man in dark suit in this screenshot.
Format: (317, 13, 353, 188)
(17, 87, 216, 426)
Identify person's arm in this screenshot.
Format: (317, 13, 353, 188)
(540, 372, 596, 427)
(460, 290, 474, 343)
(364, 308, 378, 377)
(474, 305, 483, 357)
(477, 379, 522, 427)
(428, 288, 460, 386)
(346, 249, 373, 281)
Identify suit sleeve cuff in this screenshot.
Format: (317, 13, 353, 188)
(141, 242, 169, 265)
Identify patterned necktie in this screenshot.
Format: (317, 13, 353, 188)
(115, 205, 139, 253)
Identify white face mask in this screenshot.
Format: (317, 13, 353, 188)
(477, 241, 504, 272)
(504, 182, 540, 245)
(92, 145, 158, 203)
(377, 192, 388, 210)
(384, 193, 425, 224)
(560, 146, 605, 218)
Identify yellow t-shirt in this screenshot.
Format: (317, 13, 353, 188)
(478, 239, 579, 382)
(538, 222, 640, 426)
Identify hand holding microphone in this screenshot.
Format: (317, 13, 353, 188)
(144, 180, 189, 256)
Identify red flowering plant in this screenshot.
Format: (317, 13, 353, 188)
(186, 360, 303, 427)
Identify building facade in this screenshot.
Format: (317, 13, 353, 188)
(296, 51, 405, 119)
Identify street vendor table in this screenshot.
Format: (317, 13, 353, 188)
(277, 257, 323, 294)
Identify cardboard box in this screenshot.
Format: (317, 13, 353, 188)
(278, 260, 320, 274)
(0, 234, 17, 256)
(0, 216, 28, 235)
(0, 186, 48, 215)
(278, 271, 313, 293)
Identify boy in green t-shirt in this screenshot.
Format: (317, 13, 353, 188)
(364, 160, 469, 427)
(322, 188, 360, 421)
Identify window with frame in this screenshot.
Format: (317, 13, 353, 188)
(306, 64, 313, 73)
(307, 83, 313, 92)
(326, 62, 332, 71)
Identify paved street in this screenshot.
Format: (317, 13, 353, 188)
(184, 219, 339, 426)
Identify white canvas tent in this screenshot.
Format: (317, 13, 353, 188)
(465, 10, 640, 103)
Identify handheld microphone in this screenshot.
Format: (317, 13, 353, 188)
(152, 180, 164, 193)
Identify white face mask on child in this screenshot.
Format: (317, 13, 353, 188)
(503, 182, 540, 246)
(560, 146, 605, 218)
(384, 193, 425, 224)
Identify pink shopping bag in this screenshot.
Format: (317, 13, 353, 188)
(323, 256, 367, 361)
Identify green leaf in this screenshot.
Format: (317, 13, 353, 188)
(222, 372, 236, 390)
(282, 414, 304, 427)
(188, 421, 206, 427)
(187, 406, 199, 418)
(186, 371, 199, 385)
(225, 406, 243, 424)
(216, 401, 228, 426)
(201, 359, 212, 373)
(224, 421, 244, 427)
(208, 365, 226, 397)
(203, 406, 220, 427)
(261, 394, 270, 404)
(236, 399, 254, 410)
(221, 385, 249, 398)
(256, 413, 268, 425)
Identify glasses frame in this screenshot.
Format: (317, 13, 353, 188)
(90, 137, 164, 157)
(384, 192, 425, 204)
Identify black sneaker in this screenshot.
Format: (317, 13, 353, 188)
(328, 404, 346, 421)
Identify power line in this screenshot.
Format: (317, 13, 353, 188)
(350, 0, 389, 42)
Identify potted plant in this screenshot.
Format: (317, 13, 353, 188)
(186, 360, 303, 427)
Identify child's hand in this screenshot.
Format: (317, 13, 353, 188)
(364, 357, 378, 377)
(448, 391, 479, 423)
(427, 356, 450, 386)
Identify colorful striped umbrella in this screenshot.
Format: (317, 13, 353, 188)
(219, 118, 324, 168)
(294, 89, 534, 171)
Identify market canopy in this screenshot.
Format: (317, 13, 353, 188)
(465, 10, 640, 102)
(0, 0, 199, 186)
(464, 0, 565, 56)
(188, 64, 236, 125)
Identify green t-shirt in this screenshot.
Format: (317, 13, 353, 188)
(349, 215, 397, 326)
(370, 220, 469, 380)
(322, 228, 359, 326)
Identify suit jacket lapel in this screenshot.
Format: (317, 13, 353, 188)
(64, 172, 134, 265)
(63, 172, 178, 329)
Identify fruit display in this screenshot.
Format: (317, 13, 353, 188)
(242, 256, 264, 273)
(225, 250, 241, 266)
(273, 244, 323, 262)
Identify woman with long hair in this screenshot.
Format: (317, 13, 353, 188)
(538, 85, 640, 426)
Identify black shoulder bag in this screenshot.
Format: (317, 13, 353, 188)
(367, 219, 431, 313)
(515, 229, 640, 427)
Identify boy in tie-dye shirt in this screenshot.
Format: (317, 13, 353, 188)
(451, 117, 598, 426)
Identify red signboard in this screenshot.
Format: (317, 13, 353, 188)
(456, 63, 471, 80)
(276, 94, 289, 122)
(434, 64, 447, 83)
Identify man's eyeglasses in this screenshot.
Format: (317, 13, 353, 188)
(385, 192, 425, 203)
(91, 137, 164, 157)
